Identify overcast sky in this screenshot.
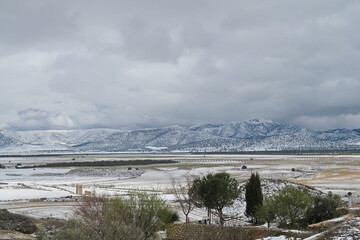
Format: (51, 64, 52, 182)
(1, 0, 360, 131)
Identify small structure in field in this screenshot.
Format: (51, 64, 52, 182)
(348, 192, 353, 207)
(76, 184, 83, 195)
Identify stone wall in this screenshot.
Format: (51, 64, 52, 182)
(166, 224, 282, 240)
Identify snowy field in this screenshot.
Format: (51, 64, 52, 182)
(1, 154, 360, 221)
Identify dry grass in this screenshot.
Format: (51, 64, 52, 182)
(0, 230, 35, 239)
(306, 169, 360, 181)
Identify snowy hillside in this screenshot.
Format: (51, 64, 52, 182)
(1, 119, 360, 154)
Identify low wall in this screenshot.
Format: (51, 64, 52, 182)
(166, 224, 282, 240)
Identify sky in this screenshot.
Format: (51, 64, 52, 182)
(1, 0, 360, 131)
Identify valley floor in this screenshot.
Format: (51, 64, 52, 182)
(0, 154, 360, 235)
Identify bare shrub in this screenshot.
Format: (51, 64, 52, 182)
(169, 176, 195, 223)
(39, 193, 175, 240)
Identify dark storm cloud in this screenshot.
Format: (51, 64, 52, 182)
(1, 0, 360, 130)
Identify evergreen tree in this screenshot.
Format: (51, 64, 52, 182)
(245, 172, 263, 223)
(189, 172, 240, 226)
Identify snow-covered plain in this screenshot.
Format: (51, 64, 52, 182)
(1, 154, 360, 223)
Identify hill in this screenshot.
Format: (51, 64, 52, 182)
(1, 119, 360, 154)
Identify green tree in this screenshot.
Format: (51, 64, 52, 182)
(307, 191, 342, 224)
(38, 193, 176, 240)
(245, 172, 263, 223)
(256, 196, 276, 228)
(189, 172, 240, 226)
(272, 186, 313, 229)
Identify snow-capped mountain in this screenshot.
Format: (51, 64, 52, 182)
(1, 119, 360, 154)
(189, 119, 300, 139)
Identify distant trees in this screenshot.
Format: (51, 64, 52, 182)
(189, 172, 240, 226)
(18, 160, 177, 169)
(245, 172, 263, 223)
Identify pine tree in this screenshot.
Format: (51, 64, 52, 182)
(189, 173, 240, 226)
(245, 172, 263, 223)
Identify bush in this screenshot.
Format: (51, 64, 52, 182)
(307, 191, 342, 224)
(274, 187, 313, 229)
(256, 187, 312, 229)
(256, 197, 276, 228)
(38, 193, 176, 240)
(256, 188, 343, 229)
(0, 209, 37, 234)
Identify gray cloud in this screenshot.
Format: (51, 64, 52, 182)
(1, 0, 360, 130)
(9, 109, 76, 130)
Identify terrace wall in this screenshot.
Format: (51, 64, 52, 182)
(166, 224, 282, 240)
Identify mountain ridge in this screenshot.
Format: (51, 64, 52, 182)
(1, 119, 360, 154)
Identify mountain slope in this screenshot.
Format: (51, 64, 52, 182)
(1, 119, 360, 154)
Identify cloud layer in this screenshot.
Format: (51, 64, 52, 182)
(1, 0, 360, 130)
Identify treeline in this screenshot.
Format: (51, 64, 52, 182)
(171, 172, 343, 229)
(192, 149, 360, 155)
(17, 159, 178, 168)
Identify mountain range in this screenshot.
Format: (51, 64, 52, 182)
(1, 119, 360, 154)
